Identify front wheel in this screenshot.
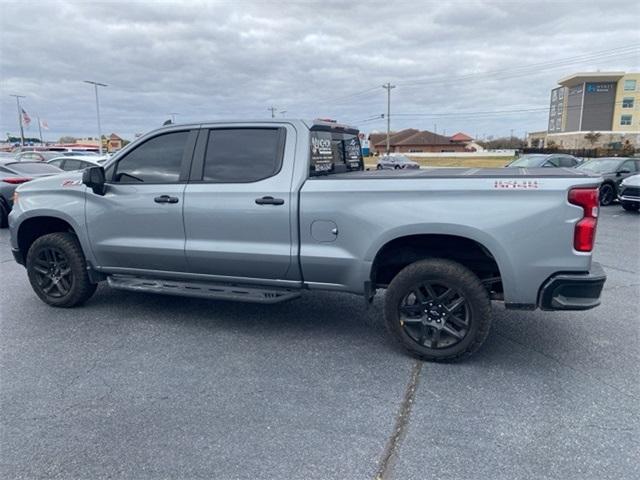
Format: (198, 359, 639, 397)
(622, 201, 639, 212)
(383, 258, 492, 361)
(26, 232, 97, 307)
(599, 183, 615, 206)
(376, 164, 383, 170)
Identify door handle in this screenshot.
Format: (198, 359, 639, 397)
(255, 196, 284, 205)
(154, 195, 179, 204)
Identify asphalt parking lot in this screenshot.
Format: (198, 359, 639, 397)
(1, 206, 638, 480)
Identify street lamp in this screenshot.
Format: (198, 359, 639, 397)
(84, 80, 108, 155)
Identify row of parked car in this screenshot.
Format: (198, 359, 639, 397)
(376, 153, 640, 209)
(0, 149, 109, 227)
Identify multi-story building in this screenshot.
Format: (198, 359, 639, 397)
(539, 72, 639, 149)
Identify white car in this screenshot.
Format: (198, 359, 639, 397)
(618, 174, 640, 212)
(47, 155, 108, 171)
(376, 154, 420, 170)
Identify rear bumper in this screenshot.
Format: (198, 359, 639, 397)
(538, 262, 606, 311)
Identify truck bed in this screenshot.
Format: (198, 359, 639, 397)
(314, 167, 598, 180)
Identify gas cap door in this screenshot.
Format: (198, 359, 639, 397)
(311, 220, 338, 243)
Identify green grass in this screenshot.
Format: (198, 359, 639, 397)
(364, 156, 514, 169)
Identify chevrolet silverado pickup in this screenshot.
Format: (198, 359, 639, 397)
(8, 120, 606, 361)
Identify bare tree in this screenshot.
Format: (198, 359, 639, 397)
(584, 131, 602, 147)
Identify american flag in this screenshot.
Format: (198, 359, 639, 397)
(21, 108, 31, 127)
(40, 119, 49, 130)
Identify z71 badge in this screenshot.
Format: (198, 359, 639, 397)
(494, 179, 539, 189)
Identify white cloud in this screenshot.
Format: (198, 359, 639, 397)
(1, 0, 638, 140)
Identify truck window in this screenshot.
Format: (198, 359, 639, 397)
(201, 128, 284, 183)
(309, 128, 363, 176)
(112, 131, 188, 183)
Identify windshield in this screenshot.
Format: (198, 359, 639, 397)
(509, 155, 546, 167)
(7, 162, 62, 174)
(578, 158, 624, 173)
(309, 127, 363, 176)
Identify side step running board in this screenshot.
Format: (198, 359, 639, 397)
(107, 275, 301, 304)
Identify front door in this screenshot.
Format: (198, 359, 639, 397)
(183, 125, 294, 281)
(86, 129, 197, 273)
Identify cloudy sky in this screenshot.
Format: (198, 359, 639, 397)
(1, 0, 638, 141)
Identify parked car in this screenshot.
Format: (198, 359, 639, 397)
(506, 154, 580, 168)
(0, 161, 63, 227)
(9, 120, 606, 362)
(618, 174, 640, 212)
(14, 151, 66, 162)
(577, 157, 640, 206)
(47, 156, 107, 171)
(377, 154, 420, 170)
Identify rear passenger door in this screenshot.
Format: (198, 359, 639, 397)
(183, 125, 295, 281)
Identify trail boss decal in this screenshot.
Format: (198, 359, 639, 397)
(494, 180, 540, 189)
(62, 179, 83, 187)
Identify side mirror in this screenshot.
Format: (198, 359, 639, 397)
(82, 166, 106, 195)
(617, 169, 631, 176)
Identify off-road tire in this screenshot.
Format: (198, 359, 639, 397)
(26, 232, 97, 307)
(383, 258, 492, 362)
(599, 183, 616, 206)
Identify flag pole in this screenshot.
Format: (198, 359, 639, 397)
(37, 115, 44, 144)
(10, 94, 26, 147)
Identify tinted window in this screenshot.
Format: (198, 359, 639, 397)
(202, 128, 282, 183)
(309, 129, 363, 176)
(559, 157, 577, 167)
(114, 131, 188, 183)
(63, 159, 85, 170)
(49, 159, 64, 167)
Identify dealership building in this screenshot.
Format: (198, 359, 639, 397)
(529, 72, 639, 149)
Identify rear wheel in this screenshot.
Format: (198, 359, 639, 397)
(26, 232, 97, 307)
(376, 164, 383, 170)
(383, 258, 492, 361)
(599, 183, 615, 206)
(394, 165, 401, 170)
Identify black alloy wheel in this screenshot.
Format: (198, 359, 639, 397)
(31, 246, 74, 298)
(399, 282, 469, 349)
(599, 183, 615, 206)
(383, 258, 492, 361)
(26, 232, 97, 307)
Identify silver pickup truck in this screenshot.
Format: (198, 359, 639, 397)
(8, 120, 606, 361)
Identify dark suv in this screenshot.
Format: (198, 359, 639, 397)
(577, 157, 640, 206)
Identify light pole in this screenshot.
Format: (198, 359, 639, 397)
(9, 94, 26, 146)
(382, 83, 395, 154)
(168, 112, 180, 123)
(84, 80, 108, 155)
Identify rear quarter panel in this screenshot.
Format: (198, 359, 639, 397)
(299, 175, 600, 305)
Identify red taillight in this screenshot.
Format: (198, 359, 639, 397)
(568, 187, 599, 252)
(2, 177, 32, 184)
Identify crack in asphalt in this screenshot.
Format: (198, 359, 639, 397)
(374, 360, 422, 480)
